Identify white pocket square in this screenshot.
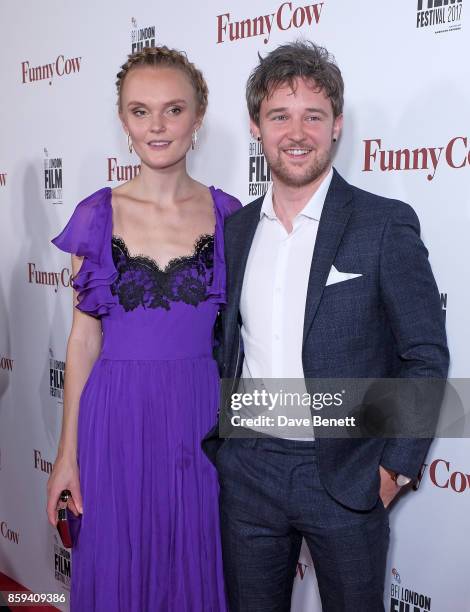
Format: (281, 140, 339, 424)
(325, 265, 362, 287)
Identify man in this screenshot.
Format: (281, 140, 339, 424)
(203, 41, 448, 611)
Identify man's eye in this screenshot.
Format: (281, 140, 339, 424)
(273, 115, 287, 121)
(307, 116, 320, 121)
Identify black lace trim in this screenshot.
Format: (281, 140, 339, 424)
(111, 234, 214, 275)
(110, 234, 214, 312)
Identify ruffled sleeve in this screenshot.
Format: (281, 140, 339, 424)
(207, 187, 242, 305)
(51, 188, 118, 317)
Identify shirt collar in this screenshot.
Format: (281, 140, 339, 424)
(260, 167, 334, 222)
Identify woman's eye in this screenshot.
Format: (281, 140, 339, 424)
(132, 109, 147, 117)
(168, 107, 182, 115)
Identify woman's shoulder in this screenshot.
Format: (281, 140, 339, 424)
(210, 186, 242, 218)
(64, 187, 112, 229)
(51, 187, 112, 260)
(75, 186, 112, 213)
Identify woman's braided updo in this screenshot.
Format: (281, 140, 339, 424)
(116, 46, 208, 115)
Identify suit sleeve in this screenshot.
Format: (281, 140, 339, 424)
(378, 202, 449, 478)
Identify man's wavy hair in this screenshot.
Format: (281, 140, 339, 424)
(246, 40, 344, 124)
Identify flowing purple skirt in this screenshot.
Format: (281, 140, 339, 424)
(72, 357, 226, 611)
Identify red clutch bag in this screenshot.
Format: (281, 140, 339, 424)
(56, 489, 81, 548)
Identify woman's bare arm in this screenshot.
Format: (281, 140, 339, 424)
(46, 254, 102, 525)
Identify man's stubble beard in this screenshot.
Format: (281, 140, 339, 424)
(265, 146, 332, 188)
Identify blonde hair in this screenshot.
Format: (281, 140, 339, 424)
(116, 46, 208, 115)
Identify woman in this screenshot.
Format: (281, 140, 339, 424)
(46, 46, 240, 611)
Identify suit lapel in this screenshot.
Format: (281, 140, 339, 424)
(229, 202, 262, 311)
(224, 199, 262, 364)
(302, 170, 354, 345)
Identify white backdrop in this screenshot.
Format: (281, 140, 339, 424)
(0, 1, 469, 610)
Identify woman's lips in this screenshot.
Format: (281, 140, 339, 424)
(147, 140, 172, 149)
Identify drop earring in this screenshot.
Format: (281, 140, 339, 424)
(127, 133, 133, 154)
(191, 130, 198, 150)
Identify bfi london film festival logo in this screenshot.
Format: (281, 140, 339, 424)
(217, 1, 325, 45)
(390, 569, 432, 612)
(249, 138, 271, 197)
(362, 136, 470, 181)
(49, 349, 65, 401)
(44, 148, 63, 205)
(48, 423, 72, 588)
(416, 0, 463, 33)
(54, 534, 71, 588)
(131, 17, 156, 53)
(21, 54, 82, 86)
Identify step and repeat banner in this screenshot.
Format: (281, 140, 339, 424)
(0, 1, 469, 610)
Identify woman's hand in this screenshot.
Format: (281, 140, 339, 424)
(46, 455, 83, 527)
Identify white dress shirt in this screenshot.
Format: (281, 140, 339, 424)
(239, 168, 333, 439)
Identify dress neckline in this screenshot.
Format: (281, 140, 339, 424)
(104, 185, 217, 273)
(111, 232, 214, 275)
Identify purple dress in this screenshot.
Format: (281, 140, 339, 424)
(52, 186, 241, 611)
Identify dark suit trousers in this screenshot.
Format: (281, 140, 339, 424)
(217, 437, 390, 612)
